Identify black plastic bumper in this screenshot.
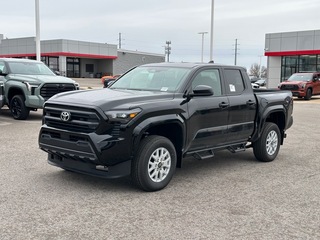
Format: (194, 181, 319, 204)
(47, 153, 131, 179)
(39, 126, 132, 179)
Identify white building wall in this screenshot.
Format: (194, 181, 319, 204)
(114, 50, 165, 75)
(59, 56, 67, 76)
(267, 57, 281, 88)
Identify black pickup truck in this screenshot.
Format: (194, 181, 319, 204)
(39, 63, 293, 191)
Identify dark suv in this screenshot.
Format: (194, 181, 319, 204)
(278, 72, 320, 100)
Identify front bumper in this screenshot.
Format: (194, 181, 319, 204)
(291, 90, 305, 97)
(39, 126, 132, 179)
(48, 154, 131, 179)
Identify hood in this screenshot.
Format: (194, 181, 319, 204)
(48, 88, 175, 110)
(8, 74, 76, 84)
(281, 81, 306, 85)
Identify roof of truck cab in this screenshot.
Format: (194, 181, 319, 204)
(0, 58, 42, 63)
(140, 62, 246, 70)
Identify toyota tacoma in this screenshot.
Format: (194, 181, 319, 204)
(39, 63, 293, 191)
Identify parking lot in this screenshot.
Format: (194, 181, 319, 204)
(1, 95, 320, 240)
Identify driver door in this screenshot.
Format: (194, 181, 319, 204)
(186, 68, 229, 151)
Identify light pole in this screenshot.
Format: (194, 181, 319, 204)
(209, 0, 214, 62)
(258, 55, 263, 78)
(198, 32, 208, 63)
(35, 0, 41, 61)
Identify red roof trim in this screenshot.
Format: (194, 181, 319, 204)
(0, 52, 117, 59)
(265, 50, 320, 56)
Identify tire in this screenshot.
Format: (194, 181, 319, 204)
(10, 95, 30, 120)
(131, 135, 177, 192)
(304, 88, 312, 100)
(253, 122, 280, 162)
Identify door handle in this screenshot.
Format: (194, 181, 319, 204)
(246, 100, 255, 105)
(219, 102, 229, 108)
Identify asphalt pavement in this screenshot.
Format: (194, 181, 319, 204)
(0, 97, 320, 240)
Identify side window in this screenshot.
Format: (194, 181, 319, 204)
(192, 69, 222, 96)
(224, 69, 245, 94)
(0, 61, 6, 74)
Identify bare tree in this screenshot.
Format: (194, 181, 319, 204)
(249, 63, 267, 78)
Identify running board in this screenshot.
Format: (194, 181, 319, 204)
(227, 144, 247, 153)
(192, 149, 215, 160)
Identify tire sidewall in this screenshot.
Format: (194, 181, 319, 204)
(10, 95, 29, 120)
(133, 136, 177, 191)
(254, 122, 281, 162)
(304, 88, 312, 100)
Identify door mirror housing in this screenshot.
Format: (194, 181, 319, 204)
(0, 69, 7, 76)
(191, 85, 214, 97)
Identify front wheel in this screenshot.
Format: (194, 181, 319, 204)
(10, 95, 30, 120)
(304, 88, 312, 100)
(131, 135, 177, 192)
(253, 122, 280, 162)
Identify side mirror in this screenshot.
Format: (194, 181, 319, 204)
(0, 69, 7, 76)
(190, 85, 213, 97)
(54, 71, 61, 76)
(104, 79, 116, 88)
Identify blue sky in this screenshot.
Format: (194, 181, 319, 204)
(1, 0, 320, 69)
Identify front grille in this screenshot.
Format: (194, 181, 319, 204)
(40, 83, 76, 100)
(44, 105, 101, 133)
(280, 84, 299, 90)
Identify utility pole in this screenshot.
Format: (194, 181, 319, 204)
(165, 41, 171, 62)
(198, 32, 208, 63)
(118, 33, 122, 49)
(35, 0, 41, 61)
(234, 38, 239, 65)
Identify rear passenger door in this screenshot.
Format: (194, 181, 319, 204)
(223, 68, 256, 144)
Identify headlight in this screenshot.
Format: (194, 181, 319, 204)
(24, 82, 40, 92)
(74, 82, 80, 90)
(105, 108, 141, 123)
(300, 83, 306, 89)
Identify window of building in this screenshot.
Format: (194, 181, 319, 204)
(86, 64, 94, 73)
(40, 56, 59, 73)
(281, 55, 320, 81)
(67, 57, 80, 78)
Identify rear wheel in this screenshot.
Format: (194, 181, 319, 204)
(253, 122, 280, 162)
(10, 95, 30, 120)
(131, 135, 177, 192)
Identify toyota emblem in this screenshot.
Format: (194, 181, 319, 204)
(60, 111, 71, 121)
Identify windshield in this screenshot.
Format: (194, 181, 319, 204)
(110, 66, 191, 92)
(7, 61, 55, 75)
(288, 73, 313, 82)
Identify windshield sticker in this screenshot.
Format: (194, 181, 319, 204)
(229, 84, 236, 92)
(161, 87, 168, 92)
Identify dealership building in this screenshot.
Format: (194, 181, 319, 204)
(265, 29, 320, 88)
(0, 34, 165, 78)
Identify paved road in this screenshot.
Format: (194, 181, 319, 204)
(0, 99, 320, 240)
